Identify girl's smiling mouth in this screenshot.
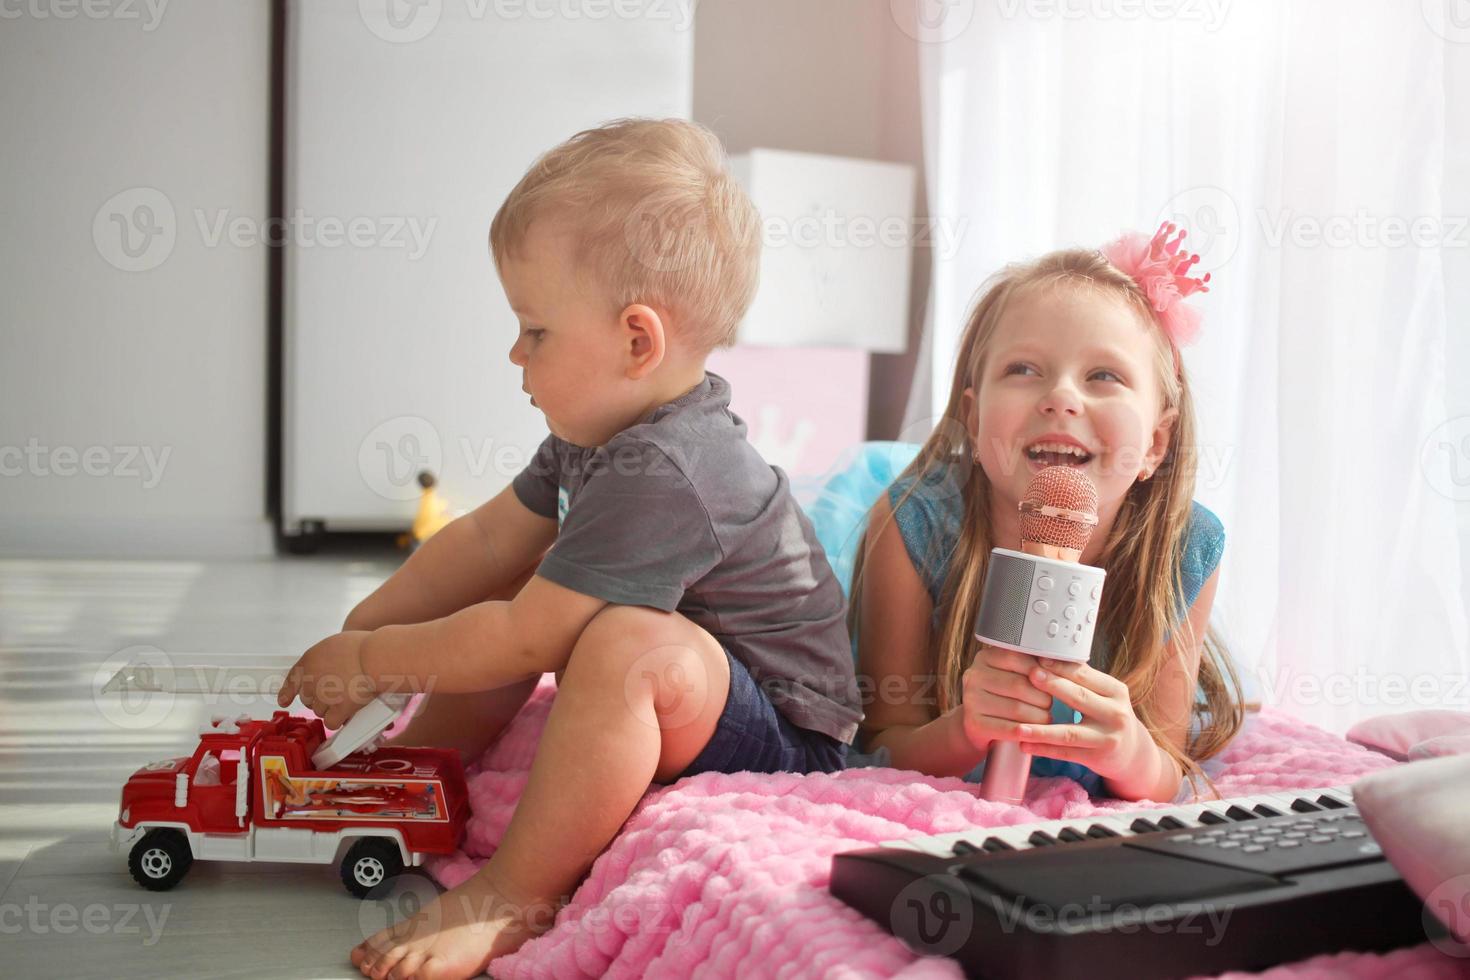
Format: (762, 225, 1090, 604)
(1023, 442, 1095, 470)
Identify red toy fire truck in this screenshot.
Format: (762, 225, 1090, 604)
(109, 707, 469, 898)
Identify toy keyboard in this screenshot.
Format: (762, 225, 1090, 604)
(830, 784, 1437, 979)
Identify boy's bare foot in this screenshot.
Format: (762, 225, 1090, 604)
(350, 869, 560, 980)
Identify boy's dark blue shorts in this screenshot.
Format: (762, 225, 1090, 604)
(675, 644, 848, 779)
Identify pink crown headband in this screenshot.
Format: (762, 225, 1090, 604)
(1100, 221, 1211, 376)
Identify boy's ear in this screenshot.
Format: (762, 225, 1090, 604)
(620, 303, 666, 380)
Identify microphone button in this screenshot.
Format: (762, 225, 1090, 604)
(1091, 584, 1102, 599)
(1033, 600, 1050, 615)
(1063, 605, 1078, 621)
(1038, 576, 1054, 591)
(1086, 608, 1096, 623)
(1068, 582, 1082, 597)
(1046, 621, 1059, 638)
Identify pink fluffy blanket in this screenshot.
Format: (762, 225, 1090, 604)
(426, 678, 1458, 978)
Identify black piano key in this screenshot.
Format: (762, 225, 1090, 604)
(1252, 804, 1284, 817)
(951, 839, 981, 856)
(1056, 827, 1087, 843)
(1130, 817, 1162, 834)
(1290, 798, 1323, 813)
(1028, 830, 1059, 847)
(1157, 816, 1187, 830)
(1198, 810, 1229, 825)
(1086, 824, 1120, 839)
(1224, 805, 1258, 821)
(1317, 794, 1349, 810)
(981, 836, 1014, 853)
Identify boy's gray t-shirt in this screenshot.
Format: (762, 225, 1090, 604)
(510, 370, 862, 744)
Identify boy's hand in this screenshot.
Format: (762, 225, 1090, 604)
(276, 630, 379, 730)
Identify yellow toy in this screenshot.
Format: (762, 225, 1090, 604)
(398, 470, 456, 549)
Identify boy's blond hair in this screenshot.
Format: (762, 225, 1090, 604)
(490, 117, 761, 354)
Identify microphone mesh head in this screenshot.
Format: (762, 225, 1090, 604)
(1019, 465, 1100, 552)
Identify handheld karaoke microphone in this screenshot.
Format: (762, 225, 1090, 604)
(976, 464, 1104, 804)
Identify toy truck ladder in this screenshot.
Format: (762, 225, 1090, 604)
(103, 662, 410, 768)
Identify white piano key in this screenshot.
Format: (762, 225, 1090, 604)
(874, 785, 1348, 854)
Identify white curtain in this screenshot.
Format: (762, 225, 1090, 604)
(906, 0, 1470, 733)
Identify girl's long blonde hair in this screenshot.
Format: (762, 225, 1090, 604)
(848, 247, 1245, 799)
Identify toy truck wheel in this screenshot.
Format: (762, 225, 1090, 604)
(341, 839, 404, 898)
(128, 829, 193, 891)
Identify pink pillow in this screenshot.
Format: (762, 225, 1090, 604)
(1409, 734, 1470, 761)
(1353, 754, 1470, 948)
(1345, 710, 1470, 761)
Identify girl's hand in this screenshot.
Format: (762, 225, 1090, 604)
(276, 630, 378, 730)
(1012, 656, 1153, 781)
(959, 642, 1055, 751)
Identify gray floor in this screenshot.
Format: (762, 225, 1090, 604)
(0, 551, 435, 979)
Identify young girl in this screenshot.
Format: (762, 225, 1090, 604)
(850, 224, 1244, 802)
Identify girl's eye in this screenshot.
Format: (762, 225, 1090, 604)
(1005, 362, 1123, 384)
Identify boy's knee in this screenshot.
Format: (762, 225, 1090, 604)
(563, 605, 724, 696)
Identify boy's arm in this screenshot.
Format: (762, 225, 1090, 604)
(362, 573, 609, 694)
(857, 496, 988, 778)
(361, 440, 722, 696)
(344, 483, 558, 631)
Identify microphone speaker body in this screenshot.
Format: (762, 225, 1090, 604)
(974, 547, 1106, 662)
